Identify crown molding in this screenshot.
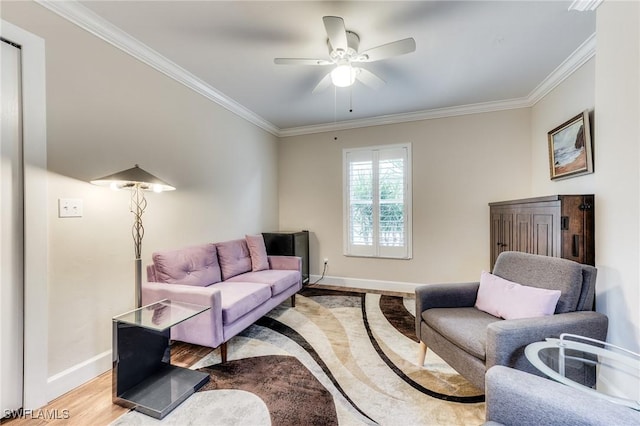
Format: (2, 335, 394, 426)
(36, 0, 595, 138)
(278, 97, 531, 137)
(35, 0, 280, 137)
(568, 0, 603, 12)
(527, 32, 596, 105)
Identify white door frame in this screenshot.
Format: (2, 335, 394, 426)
(1, 20, 48, 410)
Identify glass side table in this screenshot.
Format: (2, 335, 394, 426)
(112, 299, 211, 419)
(525, 333, 640, 411)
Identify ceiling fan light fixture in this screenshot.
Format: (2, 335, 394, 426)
(331, 65, 356, 87)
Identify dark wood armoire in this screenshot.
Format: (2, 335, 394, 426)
(489, 195, 594, 270)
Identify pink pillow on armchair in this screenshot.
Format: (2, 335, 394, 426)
(246, 234, 269, 272)
(475, 271, 561, 320)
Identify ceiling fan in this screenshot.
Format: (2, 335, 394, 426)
(274, 16, 416, 93)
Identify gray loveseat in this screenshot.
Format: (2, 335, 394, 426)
(415, 251, 609, 390)
(484, 366, 640, 425)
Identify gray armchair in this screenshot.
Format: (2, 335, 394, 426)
(484, 366, 640, 426)
(415, 251, 608, 390)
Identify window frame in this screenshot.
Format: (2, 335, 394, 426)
(342, 143, 412, 259)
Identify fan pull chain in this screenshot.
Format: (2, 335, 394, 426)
(333, 85, 337, 124)
(349, 86, 353, 113)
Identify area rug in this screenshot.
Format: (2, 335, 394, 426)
(112, 288, 485, 425)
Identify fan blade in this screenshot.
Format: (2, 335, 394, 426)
(323, 16, 348, 52)
(355, 68, 385, 90)
(355, 38, 416, 62)
(312, 72, 332, 93)
(274, 58, 332, 66)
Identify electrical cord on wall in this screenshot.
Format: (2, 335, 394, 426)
(312, 260, 328, 285)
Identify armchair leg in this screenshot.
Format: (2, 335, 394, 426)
(418, 341, 428, 366)
(220, 342, 228, 363)
(291, 294, 296, 307)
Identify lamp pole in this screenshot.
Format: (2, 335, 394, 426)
(90, 165, 175, 309)
(130, 183, 147, 308)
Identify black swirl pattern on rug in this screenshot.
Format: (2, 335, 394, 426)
(253, 315, 378, 424)
(363, 294, 485, 403)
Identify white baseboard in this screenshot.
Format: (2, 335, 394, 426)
(309, 274, 420, 294)
(46, 350, 112, 402)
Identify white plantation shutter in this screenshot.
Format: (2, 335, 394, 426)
(344, 144, 412, 259)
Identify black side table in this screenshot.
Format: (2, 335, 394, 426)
(112, 299, 210, 419)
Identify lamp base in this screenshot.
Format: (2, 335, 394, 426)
(135, 258, 142, 308)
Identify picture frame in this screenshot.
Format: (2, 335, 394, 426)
(548, 110, 593, 180)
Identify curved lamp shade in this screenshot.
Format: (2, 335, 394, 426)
(90, 164, 175, 192)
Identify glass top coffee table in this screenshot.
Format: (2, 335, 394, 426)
(112, 299, 211, 419)
(525, 333, 640, 411)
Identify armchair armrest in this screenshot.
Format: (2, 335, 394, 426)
(268, 255, 301, 272)
(485, 366, 640, 426)
(415, 282, 479, 338)
(486, 311, 609, 369)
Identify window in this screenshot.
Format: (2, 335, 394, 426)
(343, 144, 412, 259)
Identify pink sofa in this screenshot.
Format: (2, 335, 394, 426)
(142, 238, 302, 362)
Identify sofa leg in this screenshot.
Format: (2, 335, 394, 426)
(291, 294, 296, 307)
(418, 341, 428, 366)
(220, 342, 227, 363)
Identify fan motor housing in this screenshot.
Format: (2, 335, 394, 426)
(328, 31, 360, 60)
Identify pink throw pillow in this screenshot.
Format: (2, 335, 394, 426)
(246, 234, 269, 272)
(475, 271, 561, 320)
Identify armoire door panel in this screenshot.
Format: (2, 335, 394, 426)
(514, 213, 532, 253)
(490, 210, 514, 268)
(501, 213, 513, 252)
(532, 213, 555, 257)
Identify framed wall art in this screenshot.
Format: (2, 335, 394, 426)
(548, 110, 593, 180)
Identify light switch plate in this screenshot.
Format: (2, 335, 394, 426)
(58, 198, 83, 218)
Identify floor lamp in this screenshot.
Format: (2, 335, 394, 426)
(91, 164, 175, 308)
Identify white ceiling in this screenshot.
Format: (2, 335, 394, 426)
(72, 1, 595, 134)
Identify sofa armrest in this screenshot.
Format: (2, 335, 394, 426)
(268, 255, 301, 272)
(142, 281, 224, 347)
(142, 281, 222, 308)
(147, 264, 157, 283)
(415, 282, 479, 338)
(486, 311, 609, 369)
(485, 366, 640, 426)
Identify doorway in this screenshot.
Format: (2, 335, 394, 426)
(1, 38, 25, 416)
(1, 20, 48, 411)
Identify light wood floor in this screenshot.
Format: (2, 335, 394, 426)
(0, 342, 213, 426)
(1, 284, 409, 425)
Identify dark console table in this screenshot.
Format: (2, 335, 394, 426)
(262, 230, 309, 285)
(112, 299, 210, 419)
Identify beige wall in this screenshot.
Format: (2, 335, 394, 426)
(2, 1, 279, 397)
(530, 58, 595, 195)
(279, 109, 532, 286)
(592, 0, 639, 397)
